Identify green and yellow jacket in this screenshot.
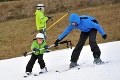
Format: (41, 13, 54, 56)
(31, 39, 46, 55)
(35, 10, 48, 31)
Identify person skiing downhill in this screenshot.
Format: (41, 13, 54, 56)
(54, 13, 107, 68)
(25, 33, 48, 77)
(35, 4, 51, 39)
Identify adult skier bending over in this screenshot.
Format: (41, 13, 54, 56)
(54, 13, 107, 68)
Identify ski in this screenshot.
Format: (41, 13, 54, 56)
(55, 61, 109, 73)
(23, 76, 27, 78)
(23, 73, 43, 78)
(56, 68, 71, 73)
(55, 65, 80, 73)
(33, 72, 43, 76)
(77, 61, 109, 69)
(33, 74, 39, 76)
(23, 72, 32, 78)
(90, 61, 109, 67)
(56, 63, 85, 73)
(33, 71, 48, 76)
(23, 74, 32, 78)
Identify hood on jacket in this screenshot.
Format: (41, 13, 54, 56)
(69, 13, 80, 24)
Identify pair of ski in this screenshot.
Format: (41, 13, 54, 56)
(55, 63, 84, 73)
(23, 72, 46, 78)
(23, 61, 109, 78)
(55, 61, 109, 73)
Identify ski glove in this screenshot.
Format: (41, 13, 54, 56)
(54, 39, 60, 47)
(23, 52, 27, 57)
(102, 34, 107, 39)
(47, 16, 53, 21)
(33, 48, 39, 52)
(44, 45, 49, 49)
(48, 16, 52, 19)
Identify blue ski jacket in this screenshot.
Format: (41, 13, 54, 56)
(58, 13, 106, 40)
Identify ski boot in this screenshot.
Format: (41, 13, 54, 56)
(39, 67, 48, 74)
(93, 58, 103, 64)
(69, 61, 77, 68)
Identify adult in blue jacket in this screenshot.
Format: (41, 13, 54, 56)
(54, 13, 107, 68)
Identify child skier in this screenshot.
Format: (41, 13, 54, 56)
(35, 4, 51, 39)
(25, 33, 48, 76)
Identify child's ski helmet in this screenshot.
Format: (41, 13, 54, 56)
(36, 33, 44, 39)
(37, 4, 44, 10)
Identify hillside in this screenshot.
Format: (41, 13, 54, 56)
(0, 0, 120, 22)
(0, 1, 120, 59)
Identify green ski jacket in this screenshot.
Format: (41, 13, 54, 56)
(35, 10, 48, 30)
(31, 39, 46, 55)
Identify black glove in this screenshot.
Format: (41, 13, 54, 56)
(33, 48, 39, 52)
(54, 39, 60, 47)
(48, 16, 52, 19)
(39, 29, 44, 33)
(23, 52, 27, 57)
(48, 16, 53, 21)
(44, 45, 49, 49)
(102, 34, 107, 39)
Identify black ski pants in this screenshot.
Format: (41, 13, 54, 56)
(26, 53, 45, 73)
(39, 28, 46, 40)
(70, 28, 101, 63)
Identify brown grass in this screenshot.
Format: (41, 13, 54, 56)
(0, 0, 120, 22)
(0, 3, 120, 60)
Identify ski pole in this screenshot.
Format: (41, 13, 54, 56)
(31, 12, 69, 34)
(46, 12, 69, 31)
(23, 40, 72, 57)
(31, 16, 53, 34)
(31, 29, 37, 34)
(23, 44, 55, 57)
(58, 40, 72, 49)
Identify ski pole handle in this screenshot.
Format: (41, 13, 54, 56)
(23, 52, 27, 57)
(23, 51, 33, 57)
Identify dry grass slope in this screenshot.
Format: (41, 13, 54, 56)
(0, 3, 120, 60)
